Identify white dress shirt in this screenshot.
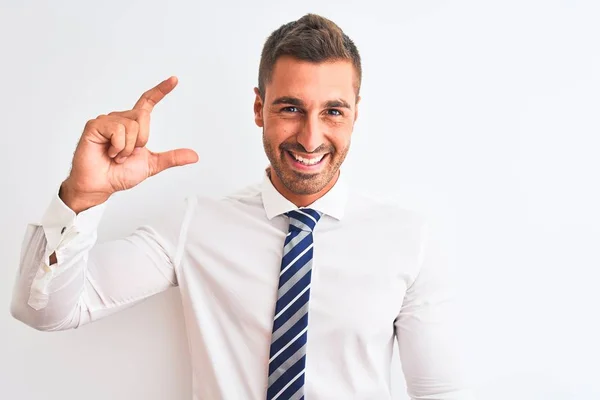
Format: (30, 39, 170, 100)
(10, 168, 474, 400)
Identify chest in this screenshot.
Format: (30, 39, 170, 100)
(181, 220, 420, 341)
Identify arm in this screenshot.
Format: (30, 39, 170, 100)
(9, 187, 194, 331)
(395, 221, 476, 400)
(9, 77, 197, 331)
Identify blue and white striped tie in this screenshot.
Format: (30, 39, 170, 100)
(266, 208, 323, 400)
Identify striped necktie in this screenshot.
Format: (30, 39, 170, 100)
(266, 208, 323, 400)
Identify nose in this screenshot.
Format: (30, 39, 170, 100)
(296, 114, 325, 153)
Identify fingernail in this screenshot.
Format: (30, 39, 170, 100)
(116, 156, 126, 163)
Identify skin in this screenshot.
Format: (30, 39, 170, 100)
(59, 76, 199, 214)
(253, 56, 360, 207)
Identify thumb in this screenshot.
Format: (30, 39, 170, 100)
(149, 148, 199, 176)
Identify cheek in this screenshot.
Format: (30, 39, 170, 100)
(266, 119, 298, 142)
(329, 126, 353, 149)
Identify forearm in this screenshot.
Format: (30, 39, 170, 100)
(10, 188, 109, 330)
(10, 190, 182, 331)
(10, 220, 101, 331)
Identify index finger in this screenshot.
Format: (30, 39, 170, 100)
(133, 76, 178, 112)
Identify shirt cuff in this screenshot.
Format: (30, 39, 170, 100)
(27, 190, 107, 311)
(41, 188, 107, 251)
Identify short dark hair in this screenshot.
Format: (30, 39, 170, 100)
(257, 13, 362, 99)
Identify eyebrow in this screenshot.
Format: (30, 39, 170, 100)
(271, 96, 352, 109)
(324, 99, 352, 109)
(272, 96, 305, 107)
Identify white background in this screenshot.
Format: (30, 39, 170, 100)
(1, 0, 599, 399)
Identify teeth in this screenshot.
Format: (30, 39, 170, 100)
(291, 152, 325, 165)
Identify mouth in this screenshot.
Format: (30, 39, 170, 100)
(285, 150, 329, 171)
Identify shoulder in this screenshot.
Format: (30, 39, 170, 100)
(346, 188, 428, 231)
(137, 181, 265, 247)
(181, 181, 265, 221)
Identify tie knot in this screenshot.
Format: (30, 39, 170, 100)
(286, 208, 323, 232)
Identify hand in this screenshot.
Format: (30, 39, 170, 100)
(60, 76, 198, 213)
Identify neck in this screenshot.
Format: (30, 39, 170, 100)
(267, 167, 339, 208)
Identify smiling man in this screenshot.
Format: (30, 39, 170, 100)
(11, 13, 474, 400)
(255, 53, 358, 206)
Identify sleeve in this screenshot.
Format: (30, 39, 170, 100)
(9, 188, 196, 332)
(394, 220, 476, 400)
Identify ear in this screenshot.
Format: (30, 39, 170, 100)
(353, 95, 361, 124)
(253, 87, 264, 128)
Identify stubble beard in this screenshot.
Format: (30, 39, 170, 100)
(262, 131, 349, 196)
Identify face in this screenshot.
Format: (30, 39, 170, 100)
(253, 56, 360, 205)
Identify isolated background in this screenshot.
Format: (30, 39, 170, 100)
(1, 0, 599, 399)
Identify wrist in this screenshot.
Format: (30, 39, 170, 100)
(59, 180, 110, 214)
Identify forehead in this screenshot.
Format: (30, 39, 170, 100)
(266, 56, 357, 102)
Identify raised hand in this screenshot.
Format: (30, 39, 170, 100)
(60, 76, 198, 213)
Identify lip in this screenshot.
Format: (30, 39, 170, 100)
(285, 150, 328, 172)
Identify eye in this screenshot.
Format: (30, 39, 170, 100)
(327, 109, 343, 116)
(282, 106, 300, 113)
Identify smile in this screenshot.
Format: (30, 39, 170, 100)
(286, 150, 329, 170)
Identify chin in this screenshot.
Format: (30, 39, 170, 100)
(264, 140, 345, 196)
(281, 168, 335, 195)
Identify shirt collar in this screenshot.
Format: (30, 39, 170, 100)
(261, 166, 349, 221)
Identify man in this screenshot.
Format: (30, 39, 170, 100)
(10, 13, 474, 400)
